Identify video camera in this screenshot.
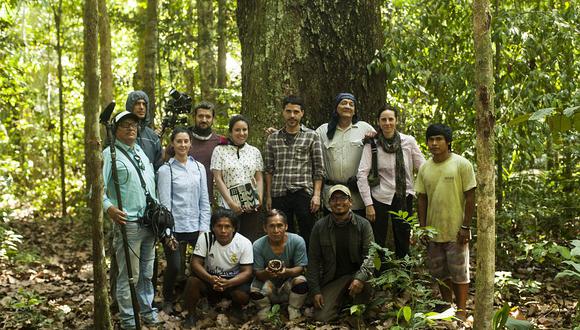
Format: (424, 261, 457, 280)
(159, 88, 192, 138)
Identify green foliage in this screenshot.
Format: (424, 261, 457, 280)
(493, 303, 534, 330)
(266, 303, 284, 327)
(555, 240, 580, 281)
(1, 288, 56, 328)
(0, 225, 22, 262)
(494, 271, 541, 301)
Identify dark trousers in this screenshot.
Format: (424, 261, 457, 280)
(272, 189, 315, 247)
(372, 194, 413, 258)
(163, 231, 200, 302)
(238, 211, 265, 242)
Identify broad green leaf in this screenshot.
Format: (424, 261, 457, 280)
(563, 105, 579, 117)
(506, 317, 533, 330)
(403, 306, 412, 322)
(529, 108, 555, 121)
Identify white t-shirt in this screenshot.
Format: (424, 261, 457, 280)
(193, 232, 254, 278)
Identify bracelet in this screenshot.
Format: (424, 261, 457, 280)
(461, 225, 470, 230)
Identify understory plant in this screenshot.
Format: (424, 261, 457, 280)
(368, 211, 455, 328)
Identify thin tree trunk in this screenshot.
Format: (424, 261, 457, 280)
(84, 0, 112, 327)
(216, 0, 227, 88)
(53, 0, 66, 217)
(98, 0, 113, 107)
(237, 1, 385, 145)
(493, 0, 502, 212)
(473, 0, 495, 328)
(136, 0, 158, 125)
(197, 0, 216, 100)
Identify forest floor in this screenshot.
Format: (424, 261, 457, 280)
(0, 210, 578, 329)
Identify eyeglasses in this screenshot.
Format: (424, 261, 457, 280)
(330, 195, 350, 202)
(119, 122, 138, 130)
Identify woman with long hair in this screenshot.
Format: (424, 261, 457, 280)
(211, 114, 264, 241)
(357, 104, 425, 258)
(157, 127, 211, 314)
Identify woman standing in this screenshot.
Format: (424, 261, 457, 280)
(357, 105, 425, 258)
(211, 115, 264, 241)
(157, 127, 211, 313)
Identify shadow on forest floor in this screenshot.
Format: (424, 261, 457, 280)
(0, 211, 578, 329)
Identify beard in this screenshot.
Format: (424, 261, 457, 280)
(192, 125, 212, 137)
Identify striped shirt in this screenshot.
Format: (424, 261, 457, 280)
(265, 127, 325, 197)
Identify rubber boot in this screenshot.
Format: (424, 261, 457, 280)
(288, 292, 307, 320)
(254, 296, 271, 321)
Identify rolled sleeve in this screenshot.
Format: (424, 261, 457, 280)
(356, 143, 373, 206)
(311, 134, 325, 180)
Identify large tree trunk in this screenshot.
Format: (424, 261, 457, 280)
(237, 1, 385, 144)
(473, 0, 495, 328)
(83, 0, 112, 327)
(98, 0, 113, 107)
(135, 0, 158, 124)
(53, 0, 66, 217)
(216, 0, 227, 89)
(197, 0, 216, 100)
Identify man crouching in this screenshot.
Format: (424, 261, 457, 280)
(251, 209, 308, 321)
(182, 208, 253, 328)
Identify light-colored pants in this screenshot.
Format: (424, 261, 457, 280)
(113, 222, 157, 328)
(251, 275, 307, 304)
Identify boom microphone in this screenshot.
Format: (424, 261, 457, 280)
(100, 101, 116, 124)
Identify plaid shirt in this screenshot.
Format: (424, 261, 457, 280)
(265, 127, 325, 197)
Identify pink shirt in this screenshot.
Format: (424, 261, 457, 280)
(356, 132, 426, 206)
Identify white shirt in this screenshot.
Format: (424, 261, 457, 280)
(193, 232, 253, 278)
(316, 121, 375, 210)
(210, 144, 263, 208)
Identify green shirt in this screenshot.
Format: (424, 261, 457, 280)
(415, 153, 476, 242)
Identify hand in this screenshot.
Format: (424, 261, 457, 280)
(266, 196, 272, 211)
(313, 294, 324, 309)
(229, 202, 243, 215)
(264, 127, 278, 136)
(106, 206, 127, 225)
(365, 205, 376, 222)
(348, 279, 364, 297)
(212, 276, 227, 292)
(364, 130, 377, 139)
(456, 227, 471, 245)
(310, 195, 320, 213)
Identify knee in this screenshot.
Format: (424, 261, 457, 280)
(230, 290, 250, 306)
(290, 280, 308, 295)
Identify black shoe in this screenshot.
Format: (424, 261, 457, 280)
(183, 314, 197, 329)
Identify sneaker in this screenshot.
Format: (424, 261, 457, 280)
(183, 314, 197, 329)
(142, 312, 163, 326)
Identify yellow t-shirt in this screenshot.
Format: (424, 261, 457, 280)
(414, 153, 476, 242)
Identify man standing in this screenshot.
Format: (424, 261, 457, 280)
(182, 209, 253, 328)
(188, 101, 228, 204)
(307, 185, 375, 322)
(126, 90, 162, 170)
(251, 209, 308, 321)
(415, 123, 476, 320)
(103, 111, 161, 329)
(315, 93, 375, 216)
(265, 95, 325, 247)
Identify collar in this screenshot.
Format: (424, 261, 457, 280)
(326, 211, 355, 228)
(114, 139, 136, 153)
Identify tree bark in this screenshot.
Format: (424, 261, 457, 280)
(216, 0, 227, 89)
(98, 0, 113, 107)
(84, 0, 112, 327)
(473, 0, 495, 329)
(52, 0, 66, 217)
(197, 0, 216, 101)
(135, 0, 158, 124)
(237, 0, 385, 145)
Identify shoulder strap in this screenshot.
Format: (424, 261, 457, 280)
(370, 139, 378, 177)
(117, 146, 151, 198)
(204, 231, 215, 254)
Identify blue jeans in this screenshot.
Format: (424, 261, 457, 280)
(113, 222, 158, 328)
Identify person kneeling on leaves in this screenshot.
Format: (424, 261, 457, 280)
(251, 209, 308, 321)
(182, 208, 253, 328)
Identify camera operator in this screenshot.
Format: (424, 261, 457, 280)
(126, 90, 163, 171)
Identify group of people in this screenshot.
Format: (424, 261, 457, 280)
(102, 90, 476, 329)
